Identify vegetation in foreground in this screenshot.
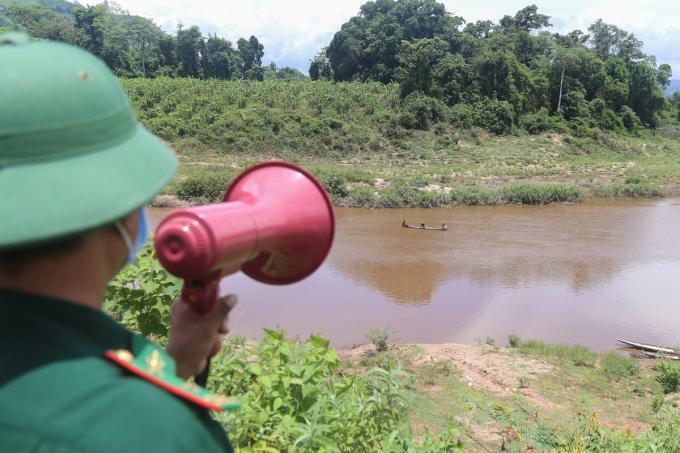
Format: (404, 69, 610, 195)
(106, 251, 680, 451)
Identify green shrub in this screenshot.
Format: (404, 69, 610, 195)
(501, 184, 581, 204)
(520, 108, 552, 134)
(346, 185, 376, 207)
(365, 328, 391, 352)
(656, 362, 680, 393)
(508, 335, 521, 348)
(621, 105, 642, 132)
(449, 103, 474, 129)
(600, 352, 640, 381)
(399, 92, 449, 130)
(449, 186, 499, 205)
(319, 173, 349, 200)
(589, 98, 623, 131)
(561, 89, 590, 121)
(378, 183, 422, 208)
(173, 172, 236, 202)
(105, 243, 179, 343)
(473, 99, 514, 135)
(210, 330, 462, 452)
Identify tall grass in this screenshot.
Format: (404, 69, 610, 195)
(593, 181, 665, 198)
(600, 351, 640, 381)
(172, 172, 237, 202)
(501, 184, 582, 204)
(508, 337, 598, 367)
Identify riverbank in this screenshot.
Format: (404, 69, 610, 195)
(208, 331, 680, 452)
(338, 339, 667, 451)
(121, 79, 680, 208)
(153, 132, 677, 208)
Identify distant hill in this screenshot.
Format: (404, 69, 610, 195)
(0, 0, 80, 15)
(665, 79, 680, 96)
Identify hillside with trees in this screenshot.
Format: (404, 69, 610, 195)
(3, 0, 680, 208)
(311, 1, 677, 134)
(0, 0, 304, 80)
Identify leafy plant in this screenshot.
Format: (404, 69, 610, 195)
(210, 329, 462, 452)
(365, 327, 391, 352)
(508, 335, 521, 348)
(105, 243, 180, 343)
(656, 362, 680, 393)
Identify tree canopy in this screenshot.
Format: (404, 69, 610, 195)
(318, 0, 674, 130)
(0, 0, 267, 80)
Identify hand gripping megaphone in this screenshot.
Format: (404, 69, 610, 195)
(154, 162, 335, 314)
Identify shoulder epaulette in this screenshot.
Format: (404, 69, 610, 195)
(105, 342, 239, 412)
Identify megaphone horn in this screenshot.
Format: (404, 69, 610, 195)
(154, 162, 335, 313)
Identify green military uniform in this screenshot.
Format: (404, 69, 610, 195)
(0, 33, 236, 451)
(0, 289, 234, 452)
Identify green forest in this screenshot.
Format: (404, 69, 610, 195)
(0, 0, 305, 80)
(4, 0, 679, 133)
(3, 0, 680, 209)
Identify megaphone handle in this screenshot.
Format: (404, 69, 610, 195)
(180, 273, 220, 387)
(195, 360, 211, 387)
(181, 274, 220, 314)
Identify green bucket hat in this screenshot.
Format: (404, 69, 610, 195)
(0, 33, 177, 250)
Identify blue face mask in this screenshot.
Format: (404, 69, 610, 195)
(114, 208, 149, 265)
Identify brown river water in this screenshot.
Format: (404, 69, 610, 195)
(150, 199, 680, 351)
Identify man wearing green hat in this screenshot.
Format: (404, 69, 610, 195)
(0, 33, 236, 451)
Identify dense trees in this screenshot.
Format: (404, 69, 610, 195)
(3, 0, 676, 133)
(319, 0, 676, 131)
(0, 0, 267, 80)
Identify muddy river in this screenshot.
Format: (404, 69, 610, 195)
(150, 199, 680, 350)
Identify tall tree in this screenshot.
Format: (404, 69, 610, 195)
(237, 35, 264, 80)
(74, 4, 106, 56)
(176, 24, 203, 78)
(326, 0, 463, 82)
(127, 16, 162, 77)
(588, 19, 643, 61)
(309, 49, 333, 80)
(203, 34, 236, 79)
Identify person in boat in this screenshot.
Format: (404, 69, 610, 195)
(441, 223, 448, 231)
(402, 219, 407, 227)
(420, 223, 425, 229)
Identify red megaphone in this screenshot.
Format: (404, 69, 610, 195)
(154, 162, 335, 314)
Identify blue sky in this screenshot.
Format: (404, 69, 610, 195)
(113, 0, 680, 77)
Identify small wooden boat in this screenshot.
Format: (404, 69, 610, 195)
(402, 220, 448, 231)
(616, 338, 676, 354)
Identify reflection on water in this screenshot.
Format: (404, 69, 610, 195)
(149, 199, 680, 350)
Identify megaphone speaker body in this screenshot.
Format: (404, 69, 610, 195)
(154, 162, 335, 312)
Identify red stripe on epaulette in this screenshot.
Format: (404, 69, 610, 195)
(105, 350, 223, 411)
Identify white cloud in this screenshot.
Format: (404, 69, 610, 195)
(113, 0, 680, 76)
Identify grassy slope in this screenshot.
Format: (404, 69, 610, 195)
(341, 341, 670, 452)
(122, 78, 680, 207)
